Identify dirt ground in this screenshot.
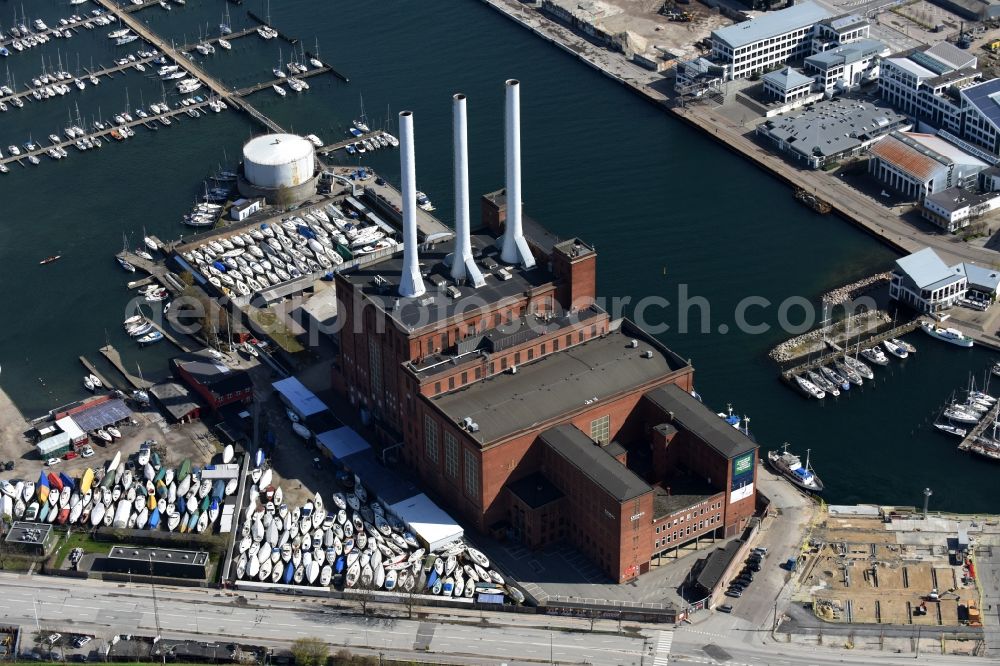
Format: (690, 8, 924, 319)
(798, 516, 977, 627)
(0, 397, 227, 489)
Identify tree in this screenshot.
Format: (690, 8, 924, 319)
(290, 637, 328, 666)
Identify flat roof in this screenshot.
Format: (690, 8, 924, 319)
(338, 234, 554, 333)
(540, 425, 652, 502)
(645, 384, 756, 460)
(653, 474, 721, 520)
(107, 546, 209, 566)
(804, 38, 885, 69)
(4, 521, 52, 545)
(959, 262, 1000, 291)
(712, 2, 832, 50)
(387, 493, 463, 552)
(432, 319, 690, 446)
(507, 472, 565, 509)
(316, 426, 371, 460)
(342, 448, 420, 505)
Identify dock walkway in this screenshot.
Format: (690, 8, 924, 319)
(316, 130, 388, 156)
(233, 66, 331, 97)
(0, 99, 220, 168)
(178, 26, 260, 54)
(0, 24, 80, 50)
(99, 345, 153, 390)
(957, 400, 1000, 454)
(0, 56, 159, 107)
(781, 320, 920, 380)
(78, 357, 116, 393)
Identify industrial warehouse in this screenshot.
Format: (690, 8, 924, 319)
(333, 81, 759, 583)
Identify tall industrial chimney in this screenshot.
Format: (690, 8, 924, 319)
(398, 111, 426, 299)
(500, 79, 535, 269)
(450, 94, 485, 287)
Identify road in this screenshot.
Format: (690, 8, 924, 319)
(0, 572, 651, 665)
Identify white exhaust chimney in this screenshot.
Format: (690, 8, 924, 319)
(450, 93, 485, 287)
(500, 79, 535, 269)
(398, 110, 426, 299)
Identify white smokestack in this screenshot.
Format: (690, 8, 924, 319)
(398, 111, 426, 299)
(450, 93, 485, 287)
(500, 79, 535, 269)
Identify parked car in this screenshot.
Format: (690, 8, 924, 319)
(729, 582, 746, 592)
(63, 451, 78, 460)
(724, 590, 742, 598)
(72, 636, 91, 648)
(752, 547, 768, 556)
(46, 458, 61, 467)
(80, 446, 95, 458)
(748, 563, 761, 572)
(717, 604, 733, 613)
(47, 634, 61, 645)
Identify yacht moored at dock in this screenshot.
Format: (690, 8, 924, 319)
(920, 321, 974, 348)
(767, 443, 823, 493)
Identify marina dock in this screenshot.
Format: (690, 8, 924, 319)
(177, 26, 261, 54)
(98, 345, 153, 390)
(77, 356, 116, 393)
(957, 398, 1000, 452)
(0, 99, 222, 169)
(0, 25, 80, 50)
(316, 131, 390, 155)
(0, 56, 160, 108)
(780, 320, 920, 381)
(233, 65, 333, 97)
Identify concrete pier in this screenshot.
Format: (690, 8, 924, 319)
(78, 356, 116, 392)
(98, 345, 153, 390)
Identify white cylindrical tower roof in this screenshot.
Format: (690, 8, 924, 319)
(243, 133, 315, 189)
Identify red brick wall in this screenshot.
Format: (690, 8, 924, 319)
(651, 492, 726, 556)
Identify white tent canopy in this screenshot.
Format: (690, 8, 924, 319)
(388, 493, 464, 553)
(272, 377, 328, 418)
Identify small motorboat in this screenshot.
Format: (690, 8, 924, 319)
(883, 338, 909, 359)
(39, 255, 62, 265)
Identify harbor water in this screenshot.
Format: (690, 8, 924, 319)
(0, 0, 995, 512)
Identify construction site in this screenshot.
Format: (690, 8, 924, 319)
(790, 507, 992, 632)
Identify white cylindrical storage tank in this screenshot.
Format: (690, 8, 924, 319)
(242, 134, 315, 189)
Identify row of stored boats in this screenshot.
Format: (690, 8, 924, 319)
(237, 452, 522, 602)
(0, 443, 237, 534)
(182, 204, 396, 296)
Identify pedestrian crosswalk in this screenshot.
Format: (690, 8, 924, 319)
(653, 629, 673, 665)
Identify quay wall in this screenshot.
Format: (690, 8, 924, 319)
(476, 0, 1000, 266)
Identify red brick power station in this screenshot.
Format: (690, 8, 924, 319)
(334, 95, 757, 583)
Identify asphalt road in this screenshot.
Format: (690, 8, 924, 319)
(0, 572, 651, 665)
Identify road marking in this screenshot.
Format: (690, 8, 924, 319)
(653, 629, 673, 665)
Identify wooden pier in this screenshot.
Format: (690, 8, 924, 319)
(0, 56, 159, 107)
(957, 400, 1000, 457)
(144, 316, 195, 353)
(0, 24, 81, 50)
(233, 66, 332, 97)
(78, 356, 116, 393)
(780, 319, 920, 380)
(177, 26, 260, 54)
(99, 345, 153, 390)
(0, 99, 222, 168)
(316, 130, 391, 156)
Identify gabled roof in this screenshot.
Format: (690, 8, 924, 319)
(644, 384, 756, 460)
(540, 425, 652, 502)
(894, 247, 958, 289)
(712, 1, 832, 50)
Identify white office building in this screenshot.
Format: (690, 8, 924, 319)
(878, 43, 979, 135)
(889, 248, 967, 313)
(804, 39, 888, 93)
(710, 2, 833, 80)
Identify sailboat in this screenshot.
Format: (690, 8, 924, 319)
(116, 234, 135, 272)
(219, 6, 232, 35)
(353, 94, 370, 133)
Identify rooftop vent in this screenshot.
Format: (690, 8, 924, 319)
(446, 285, 461, 300)
(629, 339, 639, 348)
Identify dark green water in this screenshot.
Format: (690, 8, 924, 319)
(0, 0, 996, 511)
